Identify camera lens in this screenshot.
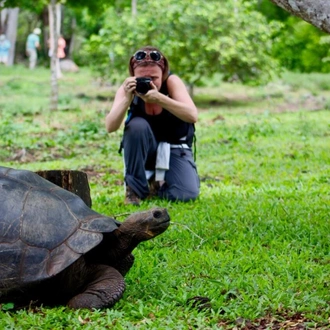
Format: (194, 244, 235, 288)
(136, 77, 152, 94)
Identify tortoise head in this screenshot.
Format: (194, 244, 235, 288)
(118, 208, 170, 242)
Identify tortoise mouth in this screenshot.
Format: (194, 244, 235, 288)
(156, 218, 170, 231)
(149, 216, 170, 235)
(160, 216, 170, 224)
(159, 214, 170, 225)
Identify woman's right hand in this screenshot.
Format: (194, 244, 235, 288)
(122, 77, 137, 96)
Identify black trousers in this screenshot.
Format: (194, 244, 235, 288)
(123, 117, 200, 202)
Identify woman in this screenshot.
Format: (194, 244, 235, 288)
(106, 46, 200, 205)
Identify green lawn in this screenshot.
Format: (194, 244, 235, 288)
(0, 66, 330, 329)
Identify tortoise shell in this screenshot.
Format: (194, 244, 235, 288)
(0, 166, 120, 289)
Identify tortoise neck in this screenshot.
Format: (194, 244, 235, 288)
(86, 231, 139, 266)
(114, 230, 139, 254)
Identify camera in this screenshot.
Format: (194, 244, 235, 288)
(135, 77, 152, 94)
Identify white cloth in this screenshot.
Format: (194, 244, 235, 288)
(155, 142, 171, 181)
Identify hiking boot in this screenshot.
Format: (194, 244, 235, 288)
(148, 179, 160, 198)
(124, 186, 141, 206)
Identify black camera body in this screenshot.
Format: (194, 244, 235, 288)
(136, 77, 152, 94)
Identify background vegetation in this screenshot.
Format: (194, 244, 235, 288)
(0, 66, 329, 329)
(3, 0, 330, 87)
(3, 1, 330, 77)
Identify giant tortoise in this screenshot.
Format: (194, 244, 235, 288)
(0, 166, 170, 309)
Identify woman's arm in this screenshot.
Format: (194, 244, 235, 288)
(106, 74, 198, 132)
(105, 77, 136, 133)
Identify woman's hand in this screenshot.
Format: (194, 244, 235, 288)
(135, 81, 159, 103)
(123, 77, 137, 96)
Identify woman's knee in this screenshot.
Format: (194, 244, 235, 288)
(125, 117, 150, 138)
(159, 183, 199, 202)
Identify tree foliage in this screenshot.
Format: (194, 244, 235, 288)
(2, 0, 117, 15)
(4, 0, 330, 77)
(272, 17, 330, 73)
(250, 0, 290, 21)
(2, 0, 48, 13)
(84, 0, 281, 86)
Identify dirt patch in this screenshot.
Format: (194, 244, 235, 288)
(81, 166, 123, 187)
(7, 147, 69, 163)
(272, 95, 326, 113)
(197, 91, 328, 115)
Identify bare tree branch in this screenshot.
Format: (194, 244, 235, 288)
(270, 0, 330, 33)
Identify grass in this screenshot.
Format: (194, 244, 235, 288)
(0, 66, 330, 329)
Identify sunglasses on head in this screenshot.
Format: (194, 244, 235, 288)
(133, 50, 162, 62)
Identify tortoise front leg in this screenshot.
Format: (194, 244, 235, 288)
(67, 265, 125, 309)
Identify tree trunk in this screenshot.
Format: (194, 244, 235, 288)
(0, 7, 19, 66)
(0, 5, 6, 33)
(132, 0, 137, 16)
(36, 170, 92, 208)
(48, 0, 59, 111)
(270, 0, 330, 34)
(6, 7, 18, 66)
(55, 3, 62, 77)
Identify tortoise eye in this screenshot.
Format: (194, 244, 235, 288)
(153, 210, 162, 219)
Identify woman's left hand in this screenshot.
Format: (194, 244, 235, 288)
(135, 81, 159, 103)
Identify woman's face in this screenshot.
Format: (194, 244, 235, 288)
(134, 65, 163, 90)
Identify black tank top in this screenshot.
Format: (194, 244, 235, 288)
(125, 76, 195, 146)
